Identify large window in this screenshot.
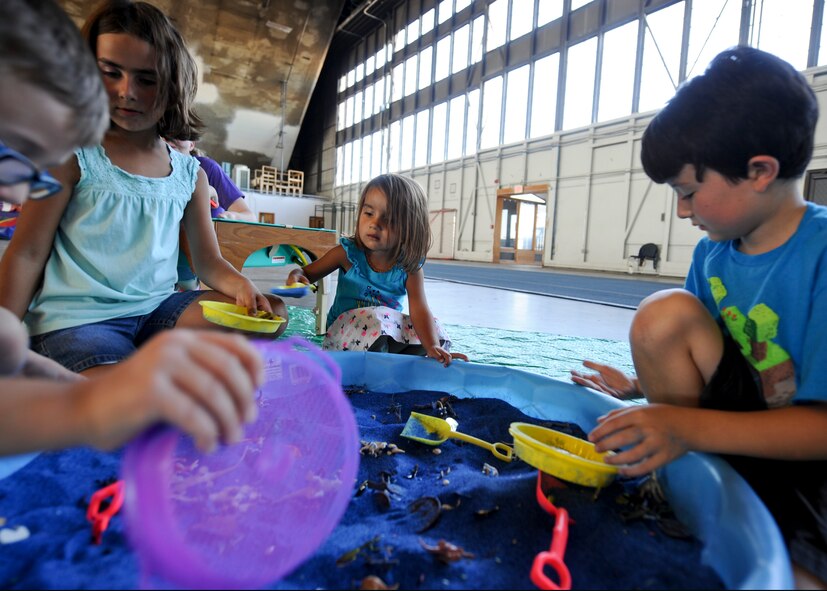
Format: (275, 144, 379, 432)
(334, 0, 827, 187)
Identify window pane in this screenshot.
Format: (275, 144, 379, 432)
(404, 54, 419, 97)
(360, 136, 371, 182)
(365, 55, 375, 76)
(389, 120, 401, 172)
(374, 75, 388, 115)
(391, 63, 404, 102)
(438, 0, 453, 24)
(353, 90, 363, 124)
(530, 53, 559, 137)
(415, 109, 430, 167)
(503, 65, 530, 144)
(344, 141, 353, 185)
(538, 0, 564, 27)
(598, 22, 636, 122)
(371, 131, 383, 177)
(510, 0, 534, 41)
(452, 24, 470, 74)
(687, 1, 740, 78)
(347, 68, 355, 88)
(447, 95, 465, 160)
(639, 2, 684, 113)
(487, 0, 507, 52)
(394, 28, 406, 53)
(401, 115, 415, 170)
(563, 37, 597, 129)
(363, 84, 374, 121)
(435, 35, 452, 82)
(471, 15, 485, 65)
(456, 0, 472, 13)
(338, 75, 347, 93)
(407, 18, 420, 47)
(480, 75, 503, 149)
(421, 8, 435, 35)
(355, 63, 364, 84)
(337, 100, 346, 131)
(752, 0, 811, 70)
(336, 145, 344, 186)
(517, 202, 535, 249)
(466, 88, 481, 155)
(431, 102, 448, 163)
(418, 46, 433, 91)
(345, 95, 355, 128)
(375, 46, 387, 70)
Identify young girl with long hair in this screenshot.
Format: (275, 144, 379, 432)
(0, 0, 287, 377)
(287, 173, 466, 366)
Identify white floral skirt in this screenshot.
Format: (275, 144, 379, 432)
(322, 306, 453, 353)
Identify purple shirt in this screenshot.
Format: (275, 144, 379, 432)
(195, 155, 245, 216)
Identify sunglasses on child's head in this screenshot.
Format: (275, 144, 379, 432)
(0, 142, 62, 199)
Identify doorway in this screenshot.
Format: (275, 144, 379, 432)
(495, 189, 547, 265)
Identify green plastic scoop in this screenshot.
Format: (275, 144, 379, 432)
(400, 411, 513, 462)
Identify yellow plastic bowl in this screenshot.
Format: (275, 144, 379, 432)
(199, 301, 286, 334)
(509, 422, 618, 488)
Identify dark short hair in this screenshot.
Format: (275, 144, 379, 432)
(0, 0, 109, 147)
(641, 46, 818, 184)
(82, 0, 204, 141)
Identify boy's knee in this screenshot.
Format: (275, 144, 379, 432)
(0, 308, 28, 375)
(630, 288, 709, 349)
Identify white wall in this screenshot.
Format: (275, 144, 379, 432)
(244, 191, 330, 228)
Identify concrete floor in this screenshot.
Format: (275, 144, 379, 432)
(0, 239, 637, 342)
(254, 264, 637, 342)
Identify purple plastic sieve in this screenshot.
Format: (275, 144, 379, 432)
(121, 337, 360, 589)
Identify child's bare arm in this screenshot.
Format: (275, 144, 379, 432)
(0, 330, 262, 456)
(182, 170, 269, 311)
(0, 158, 77, 319)
(589, 403, 827, 477)
(287, 245, 348, 285)
(406, 269, 465, 365)
(570, 360, 642, 399)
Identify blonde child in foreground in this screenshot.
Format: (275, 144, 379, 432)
(287, 173, 467, 366)
(571, 47, 827, 587)
(0, 0, 261, 456)
(0, 0, 287, 380)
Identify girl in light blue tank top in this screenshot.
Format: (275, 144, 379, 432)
(1, 9, 287, 374)
(287, 174, 467, 366)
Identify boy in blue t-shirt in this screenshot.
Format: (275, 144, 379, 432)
(571, 46, 827, 586)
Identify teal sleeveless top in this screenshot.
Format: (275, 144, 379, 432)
(25, 145, 199, 336)
(326, 237, 408, 329)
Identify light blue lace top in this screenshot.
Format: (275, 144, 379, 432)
(25, 145, 199, 336)
(326, 237, 408, 329)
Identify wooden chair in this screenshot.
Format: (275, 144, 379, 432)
(287, 170, 304, 196)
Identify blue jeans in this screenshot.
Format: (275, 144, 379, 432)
(29, 291, 202, 373)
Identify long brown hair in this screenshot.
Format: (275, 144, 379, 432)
(81, 0, 204, 141)
(352, 174, 431, 274)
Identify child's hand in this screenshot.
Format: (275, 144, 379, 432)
(571, 360, 641, 399)
(234, 280, 273, 315)
(588, 403, 691, 478)
(82, 330, 262, 452)
(286, 268, 309, 286)
(427, 345, 468, 367)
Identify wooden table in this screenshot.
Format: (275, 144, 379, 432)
(214, 219, 338, 334)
